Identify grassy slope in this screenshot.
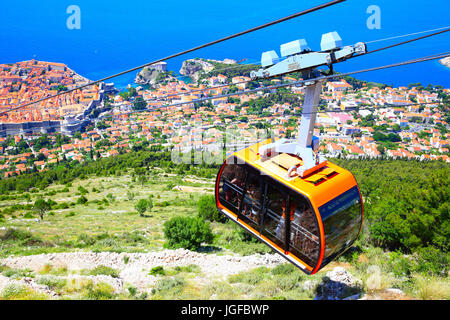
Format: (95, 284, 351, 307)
(0, 164, 448, 300)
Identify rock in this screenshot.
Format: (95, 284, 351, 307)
(440, 57, 450, 68)
(179, 59, 214, 83)
(343, 293, 361, 300)
(135, 67, 174, 87)
(315, 267, 363, 300)
(0, 249, 286, 297)
(0, 275, 10, 292)
(302, 280, 316, 291)
(385, 288, 404, 295)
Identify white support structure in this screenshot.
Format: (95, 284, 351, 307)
(297, 82, 322, 148)
(252, 32, 366, 179)
(259, 80, 327, 178)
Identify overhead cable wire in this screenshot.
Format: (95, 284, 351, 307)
(6, 18, 448, 115)
(145, 28, 450, 104)
(114, 51, 450, 116)
(365, 25, 450, 44)
(363, 28, 450, 56)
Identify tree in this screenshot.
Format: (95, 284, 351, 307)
(138, 174, 147, 186)
(127, 190, 135, 201)
(135, 199, 148, 217)
(197, 194, 224, 222)
(163, 216, 213, 250)
(377, 144, 386, 155)
(34, 198, 50, 220)
(133, 97, 147, 111)
(77, 195, 88, 205)
(147, 197, 153, 212)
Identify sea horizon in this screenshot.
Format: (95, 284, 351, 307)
(1, 0, 450, 89)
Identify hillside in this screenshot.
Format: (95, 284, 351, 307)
(0, 151, 448, 300)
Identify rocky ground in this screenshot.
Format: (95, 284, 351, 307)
(0, 249, 283, 297)
(0, 249, 412, 300)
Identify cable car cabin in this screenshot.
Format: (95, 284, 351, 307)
(215, 140, 363, 275)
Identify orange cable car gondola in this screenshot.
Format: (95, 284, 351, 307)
(215, 33, 365, 274)
(215, 140, 363, 275)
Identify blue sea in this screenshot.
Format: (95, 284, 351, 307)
(1, 0, 449, 89)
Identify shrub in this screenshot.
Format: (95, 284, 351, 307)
(275, 273, 303, 291)
(135, 199, 148, 217)
(127, 286, 137, 297)
(58, 202, 70, 209)
(149, 266, 166, 276)
(77, 233, 96, 247)
(235, 227, 258, 243)
(228, 267, 269, 285)
(174, 264, 201, 274)
(0, 228, 42, 246)
(271, 263, 298, 276)
(37, 275, 66, 290)
(0, 283, 47, 300)
(415, 247, 449, 277)
(84, 281, 116, 300)
(2, 268, 34, 279)
(163, 216, 213, 250)
(77, 195, 88, 205)
(153, 277, 186, 296)
(106, 193, 115, 202)
(23, 212, 34, 219)
(197, 194, 225, 222)
(89, 265, 120, 278)
(387, 251, 413, 277)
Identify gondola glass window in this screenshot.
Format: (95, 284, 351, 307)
(289, 195, 320, 267)
(262, 184, 286, 249)
(241, 170, 263, 230)
(218, 163, 246, 214)
(319, 186, 362, 266)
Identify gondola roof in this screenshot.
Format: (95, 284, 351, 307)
(232, 138, 357, 207)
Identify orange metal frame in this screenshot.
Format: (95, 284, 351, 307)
(215, 139, 363, 275)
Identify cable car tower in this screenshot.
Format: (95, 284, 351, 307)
(216, 32, 367, 275)
(250, 32, 367, 178)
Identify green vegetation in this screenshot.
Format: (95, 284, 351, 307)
(163, 216, 214, 250)
(0, 283, 48, 300)
(197, 194, 225, 222)
(135, 198, 150, 217)
(149, 266, 166, 276)
(197, 61, 259, 81)
(333, 158, 449, 255)
(0, 148, 448, 300)
(133, 96, 147, 111)
(86, 265, 120, 278)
